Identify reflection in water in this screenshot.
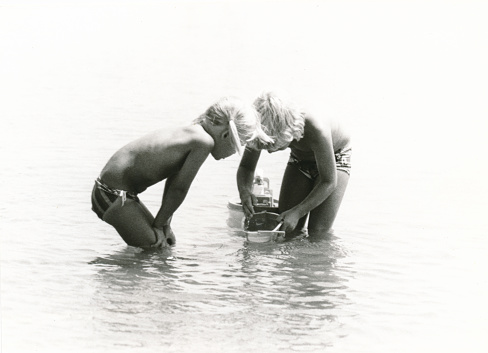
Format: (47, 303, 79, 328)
(236, 232, 353, 323)
(88, 228, 354, 351)
(235, 230, 354, 351)
(89, 247, 209, 349)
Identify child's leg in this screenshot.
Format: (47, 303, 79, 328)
(279, 163, 315, 234)
(102, 197, 158, 248)
(308, 170, 350, 235)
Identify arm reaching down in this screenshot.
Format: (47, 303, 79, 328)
(278, 118, 338, 232)
(153, 138, 212, 232)
(236, 147, 262, 218)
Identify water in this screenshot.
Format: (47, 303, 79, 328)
(1, 1, 487, 352)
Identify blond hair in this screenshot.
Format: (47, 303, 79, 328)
(253, 91, 304, 149)
(194, 96, 273, 148)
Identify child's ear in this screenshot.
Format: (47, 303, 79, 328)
(221, 129, 229, 140)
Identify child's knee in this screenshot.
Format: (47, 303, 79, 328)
(119, 231, 156, 248)
(109, 216, 157, 248)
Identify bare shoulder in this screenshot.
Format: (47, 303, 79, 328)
(302, 111, 331, 139)
(149, 124, 214, 149)
(180, 124, 214, 151)
(302, 109, 351, 149)
(124, 124, 214, 157)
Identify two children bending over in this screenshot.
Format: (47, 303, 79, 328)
(92, 92, 351, 248)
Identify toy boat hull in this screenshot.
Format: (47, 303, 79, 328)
(227, 198, 279, 229)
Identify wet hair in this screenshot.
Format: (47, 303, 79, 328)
(194, 96, 273, 152)
(253, 91, 304, 149)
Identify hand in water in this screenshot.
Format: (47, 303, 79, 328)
(163, 224, 176, 246)
(152, 227, 166, 248)
(277, 209, 301, 233)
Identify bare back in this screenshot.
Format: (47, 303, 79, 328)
(100, 125, 213, 193)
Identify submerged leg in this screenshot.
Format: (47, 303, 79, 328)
(308, 170, 350, 235)
(279, 162, 315, 235)
(103, 197, 158, 248)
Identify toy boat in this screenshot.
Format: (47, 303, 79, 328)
(227, 170, 283, 242)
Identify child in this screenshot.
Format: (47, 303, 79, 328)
(92, 96, 272, 248)
(237, 91, 352, 237)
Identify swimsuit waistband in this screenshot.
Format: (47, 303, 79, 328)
(95, 177, 138, 206)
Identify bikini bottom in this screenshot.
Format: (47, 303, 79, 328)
(287, 147, 352, 180)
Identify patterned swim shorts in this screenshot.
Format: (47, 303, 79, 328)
(91, 178, 139, 220)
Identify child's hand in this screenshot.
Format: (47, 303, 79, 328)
(278, 209, 301, 233)
(152, 228, 166, 248)
(240, 192, 257, 218)
(163, 224, 176, 246)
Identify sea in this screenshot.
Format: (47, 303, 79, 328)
(1, 1, 487, 352)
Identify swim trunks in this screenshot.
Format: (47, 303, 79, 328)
(288, 147, 352, 180)
(91, 178, 139, 220)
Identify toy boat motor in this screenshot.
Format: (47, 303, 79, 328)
(227, 169, 279, 228)
(251, 168, 274, 207)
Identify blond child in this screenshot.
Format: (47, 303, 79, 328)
(92, 96, 271, 248)
(237, 92, 352, 236)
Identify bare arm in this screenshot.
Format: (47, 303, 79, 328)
(236, 147, 261, 218)
(279, 119, 338, 231)
(153, 139, 211, 229)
